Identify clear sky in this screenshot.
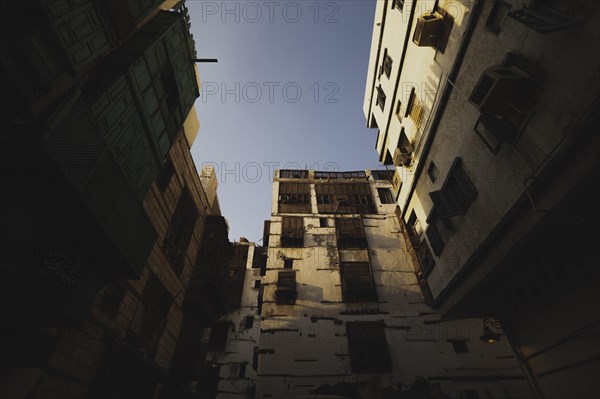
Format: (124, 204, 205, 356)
(187, 0, 381, 243)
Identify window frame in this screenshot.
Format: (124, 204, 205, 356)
(336, 217, 368, 249)
(281, 217, 304, 247)
(340, 262, 378, 303)
(377, 187, 395, 204)
(376, 85, 386, 111)
(346, 321, 391, 373)
(276, 270, 297, 305)
(383, 50, 393, 78)
(393, 0, 405, 13)
(429, 158, 477, 219)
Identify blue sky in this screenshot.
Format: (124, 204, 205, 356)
(187, 1, 380, 243)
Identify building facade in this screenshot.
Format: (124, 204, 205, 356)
(200, 240, 263, 399)
(0, 1, 245, 398)
(255, 169, 532, 399)
(364, 1, 600, 398)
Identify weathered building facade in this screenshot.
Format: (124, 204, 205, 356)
(255, 169, 532, 399)
(364, 1, 600, 398)
(200, 240, 263, 399)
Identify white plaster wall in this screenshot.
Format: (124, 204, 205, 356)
(256, 172, 532, 399)
(364, 0, 477, 215)
(403, 0, 600, 298)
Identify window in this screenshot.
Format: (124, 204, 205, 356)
(244, 316, 254, 329)
(319, 217, 329, 227)
(449, 340, 469, 354)
(376, 85, 386, 111)
(279, 170, 308, 179)
(336, 218, 367, 248)
(407, 211, 435, 277)
(254, 280, 261, 288)
(407, 210, 422, 241)
(156, 156, 174, 192)
(315, 183, 376, 214)
(377, 188, 395, 204)
(393, 0, 405, 12)
(426, 224, 444, 256)
(486, 0, 511, 34)
(405, 87, 415, 117)
(163, 187, 198, 274)
(427, 161, 439, 183)
(281, 217, 304, 247)
(416, 241, 436, 277)
(507, 3, 580, 33)
(315, 171, 367, 179)
(426, 208, 454, 256)
(383, 50, 393, 78)
(278, 183, 311, 213)
(346, 321, 391, 373)
(371, 170, 394, 181)
(396, 100, 403, 120)
(340, 263, 377, 303)
(429, 158, 477, 219)
(284, 258, 294, 269)
(276, 271, 297, 305)
(209, 322, 231, 351)
(406, 87, 425, 129)
(394, 129, 413, 167)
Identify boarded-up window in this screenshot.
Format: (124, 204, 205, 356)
(281, 217, 304, 247)
(346, 321, 391, 373)
(276, 271, 297, 305)
(340, 263, 377, 303)
(278, 183, 311, 213)
(315, 183, 376, 214)
(336, 218, 367, 248)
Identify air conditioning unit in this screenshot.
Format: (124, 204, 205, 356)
(392, 170, 402, 198)
(469, 66, 529, 115)
(393, 145, 414, 167)
(413, 12, 443, 47)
